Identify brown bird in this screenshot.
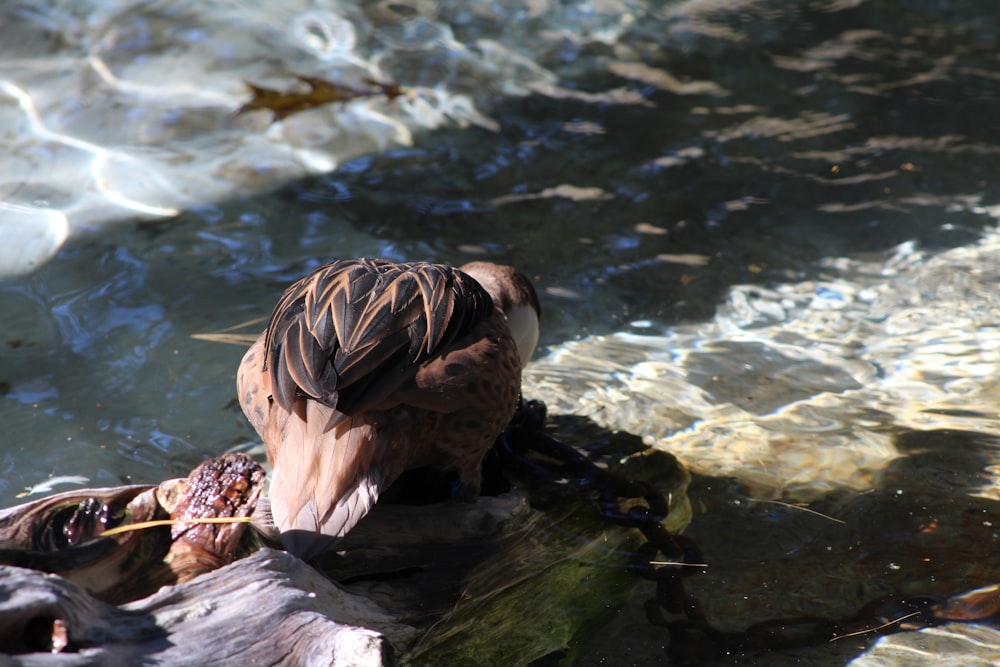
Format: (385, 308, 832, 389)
(237, 258, 540, 558)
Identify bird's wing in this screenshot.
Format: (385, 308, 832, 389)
(262, 258, 494, 423)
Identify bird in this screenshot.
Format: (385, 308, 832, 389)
(237, 258, 540, 559)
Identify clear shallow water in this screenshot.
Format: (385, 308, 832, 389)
(2, 0, 1000, 664)
(527, 234, 1000, 501)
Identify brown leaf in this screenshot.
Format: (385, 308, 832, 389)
(239, 75, 405, 122)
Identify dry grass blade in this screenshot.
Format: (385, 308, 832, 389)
(649, 560, 709, 567)
(749, 498, 845, 524)
(191, 316, 268, 346)
(99, 517, 252, 538)
(829, 611, 923, 641)
(190, 332, 260, 345)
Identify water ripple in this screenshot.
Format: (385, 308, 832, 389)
(525, 225, 1000, 501)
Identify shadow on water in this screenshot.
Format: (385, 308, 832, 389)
(559, 425, 1000, 666)
(335, 405, 998, 665)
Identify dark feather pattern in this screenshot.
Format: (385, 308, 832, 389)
(262, 258, 494, 424)
(237, 256, 540, 557)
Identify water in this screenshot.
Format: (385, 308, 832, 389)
(2, 0, 1000, 663)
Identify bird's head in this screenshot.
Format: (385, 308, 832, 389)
(460, 262, 540, 367)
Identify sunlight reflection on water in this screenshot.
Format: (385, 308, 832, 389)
(1, 0, 532, 275)
(526, 222, 1000, 502)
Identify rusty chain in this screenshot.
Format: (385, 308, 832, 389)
(496, 399, 991, 659)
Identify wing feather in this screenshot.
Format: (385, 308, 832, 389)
(260, 258, 494, 424)
(418, 266, 451, 355)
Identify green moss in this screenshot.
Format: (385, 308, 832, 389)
(407, 449, 691, 666)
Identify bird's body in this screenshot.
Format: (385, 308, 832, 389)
(237, 258, 539, 558)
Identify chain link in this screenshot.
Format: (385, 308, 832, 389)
(496, 399, 989, 659)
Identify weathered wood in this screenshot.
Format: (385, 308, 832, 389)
(0, 453, 265, 606)
(0, 549, 399, 666)
(0, 453, 403, 665)
(0, 433, 690, 666)
(0, 483, 549, 665)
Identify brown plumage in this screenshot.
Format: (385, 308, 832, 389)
(237, 258, 540, 558)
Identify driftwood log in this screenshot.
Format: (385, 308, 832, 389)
(8, 418, 991, 664)
(0, 453, 400, 665)
(0, 549, 396, 665)
(0, 421, 693, 666)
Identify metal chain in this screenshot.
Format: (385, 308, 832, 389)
(496, 399, 990, 659)
(497, 400, 715, 636)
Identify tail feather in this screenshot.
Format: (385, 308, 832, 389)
(270, 465, 381, 560)
(266, 402, 383, 559)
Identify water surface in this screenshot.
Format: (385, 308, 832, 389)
(1, 0, 999, 664)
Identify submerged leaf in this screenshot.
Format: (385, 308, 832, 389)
(239, 76, 405, 122)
